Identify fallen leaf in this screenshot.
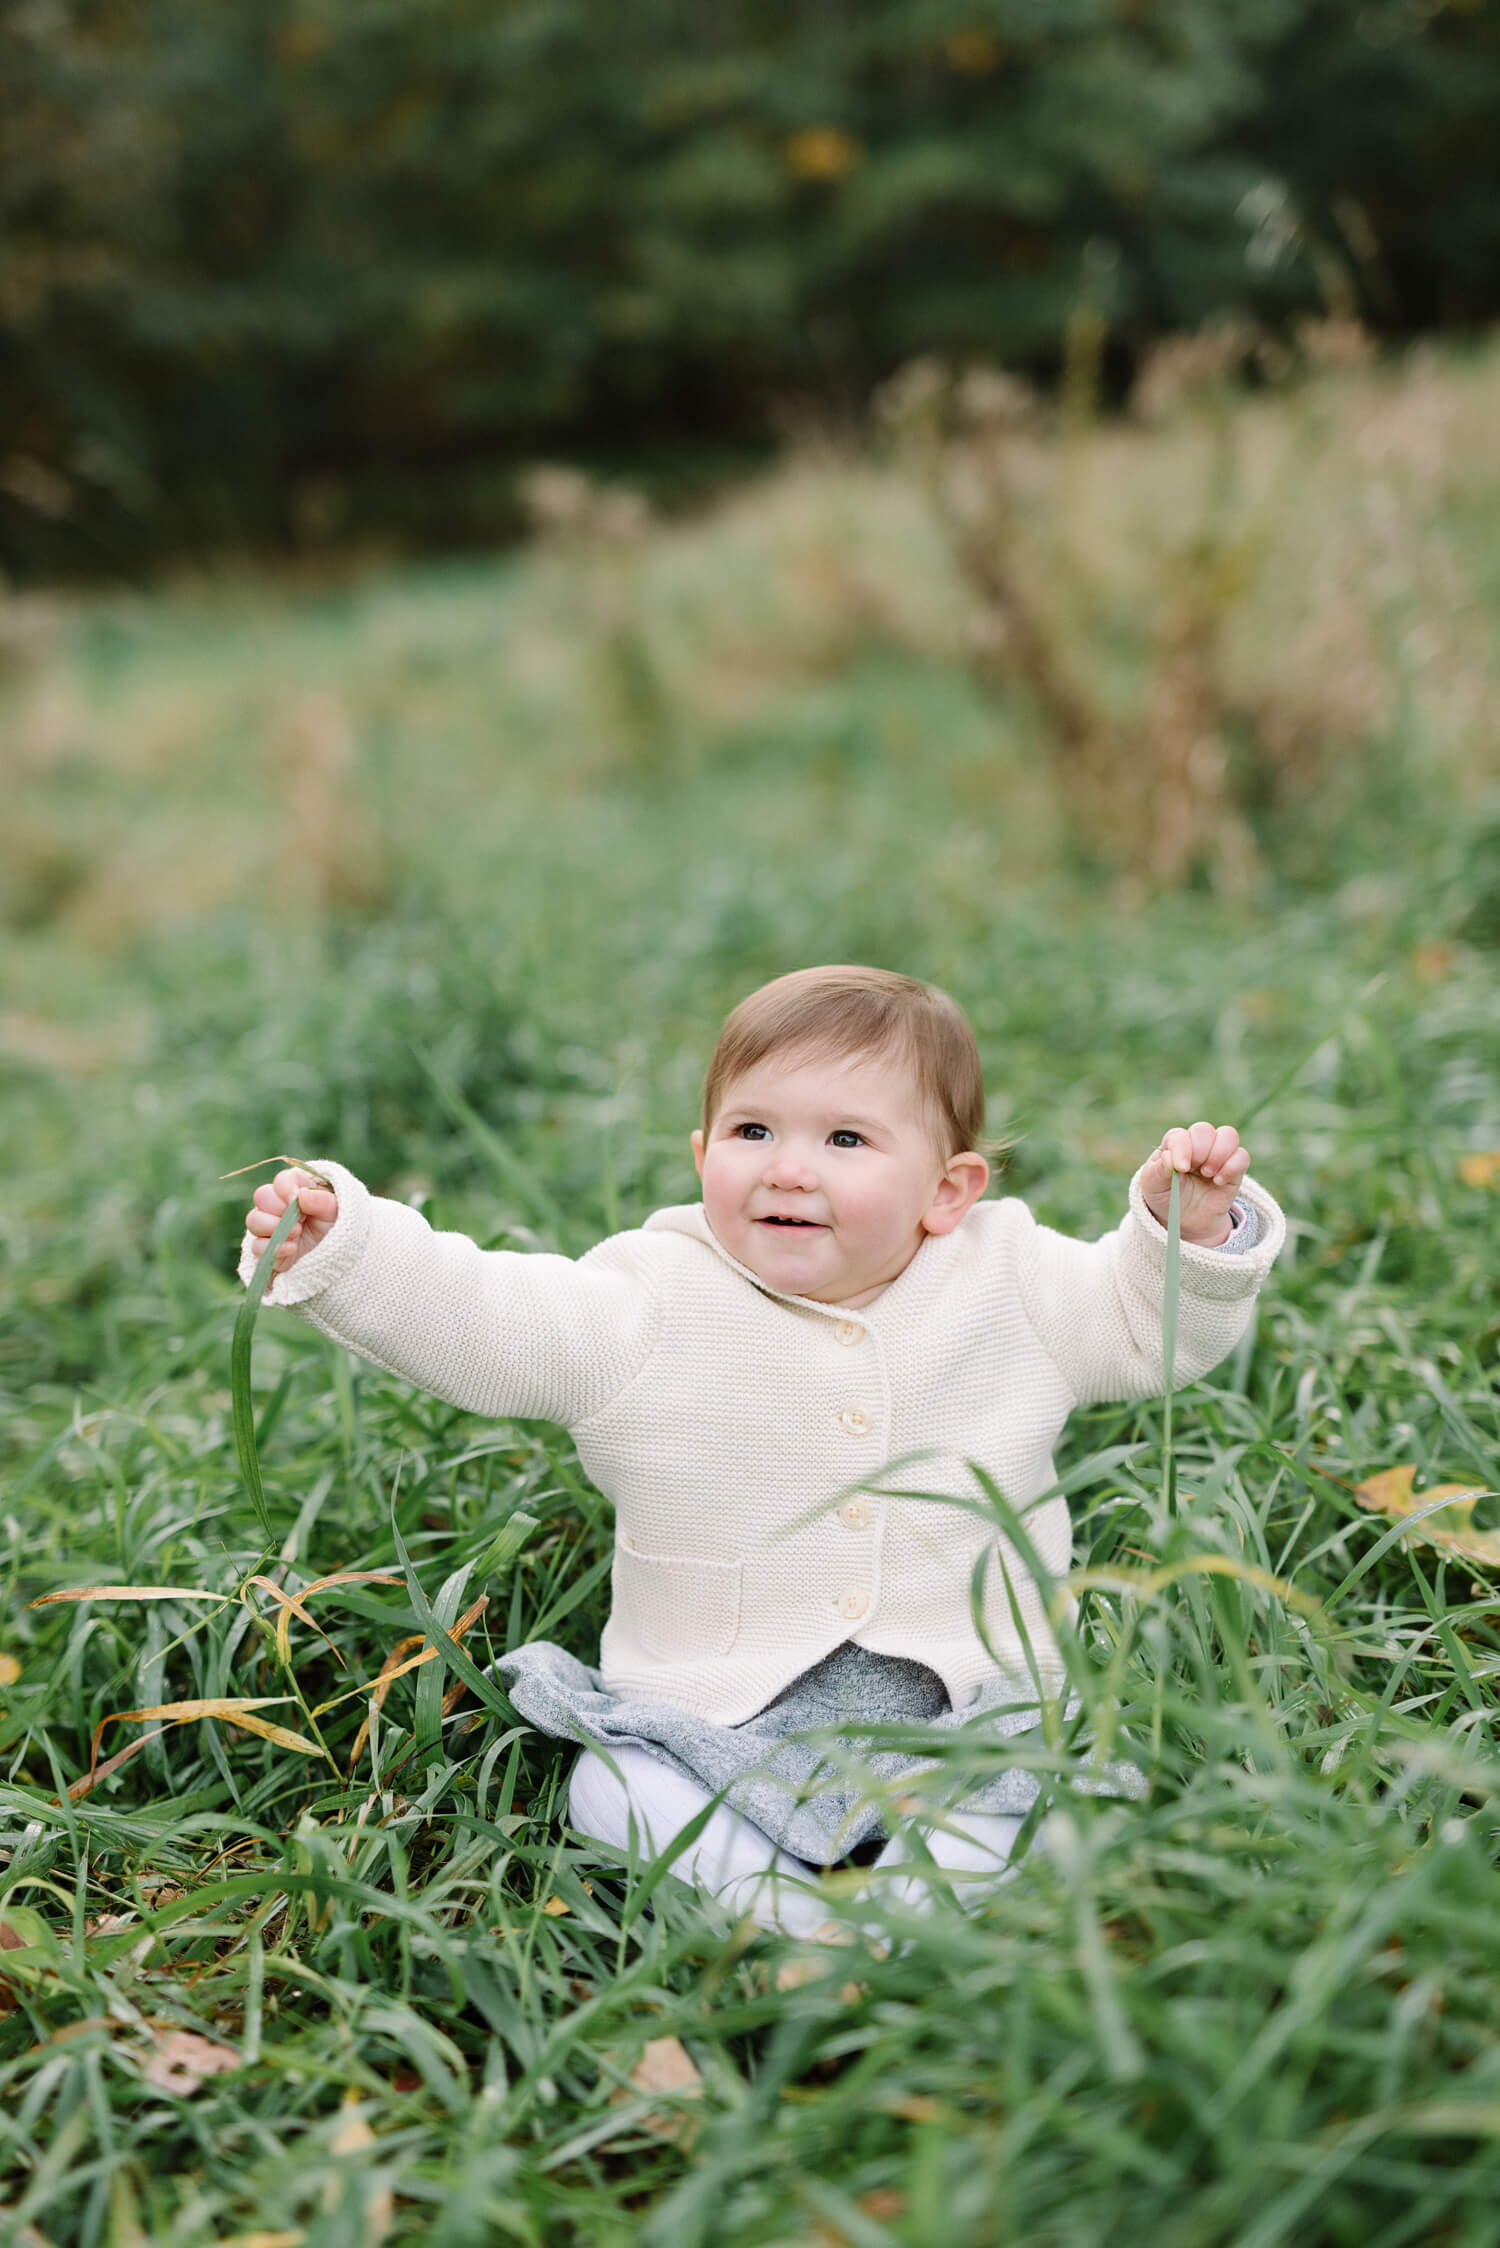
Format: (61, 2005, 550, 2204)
(859, 2189, 906, 2220)
(1354, 1465, 1500, 1563)
(331, 2099, 375, 2157)
(326, 2093, 394, 2241)
(141, 2025, 240, 2096)
(606, 2035, 705, 2142)
(0, 1654, 20, 1687)
(630, 2038, 702, 2097)
(888, 2093, 942, 2124)
(214, 2234, 305, 2247)
(773, 1951, 867, 2006)
(541, 1896, 571, 1917)
(1458, 1152, 1500, 1190)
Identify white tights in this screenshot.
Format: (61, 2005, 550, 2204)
(567, 1744, 1026, 1939)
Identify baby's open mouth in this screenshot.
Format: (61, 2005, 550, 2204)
(760, 1215, 824, 1227)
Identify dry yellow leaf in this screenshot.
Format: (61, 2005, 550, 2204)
(1458, 1151, 1500, 1190)
(141, 2025, 240, 2096)
(606, 2035, 705, 2142)
(0, 1654, 20, 1688)
(541, 1895, 571, 1917)
(326, 2094, 394, 2241)
(331, 2099, 376, 2158)
(628, 2037, 703, 2098)
(214, 2234, 304, 2248)
(889, 2093, 942, 2124)
(1354, 1464, 1500, 1563)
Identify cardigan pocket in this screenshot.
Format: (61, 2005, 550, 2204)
(612, 1535, 743, 1662)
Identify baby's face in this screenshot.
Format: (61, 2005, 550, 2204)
(691, 1047, 985, 1309)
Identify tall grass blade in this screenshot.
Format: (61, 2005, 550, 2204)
(1234, 971, 1385, 1129)
(1163, 1166, 1180, 1516)
(230, 1195, 306, 1544)
(412, 1046, 569, 1236)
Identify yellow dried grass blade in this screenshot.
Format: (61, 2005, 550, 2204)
(63, 1728, 169, 1803)
(298, 1569, 405, 1598)
(1062, 1552, 1324, 1621)
(219, 1153, 336, 1186)
(30, 1585, 232, 1608)
(212, 1709, 332, 1755)
(245, 1574, 346, 1669)
(342, 1594, 490, 1766)
(91, 1696, 331, 1772)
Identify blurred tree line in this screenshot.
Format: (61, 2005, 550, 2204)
(4, 0, 1498, 579)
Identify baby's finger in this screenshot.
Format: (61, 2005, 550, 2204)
(1204, 1126, 1244, 1184)
(272, 1166, 322, 1202)
(1162, 1126, 1197, 1173)
(1184, 1120, 1218, 1170)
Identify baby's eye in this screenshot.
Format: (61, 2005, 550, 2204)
(734, 1122, 770, 1141)
(829, 1129, 864, 1149)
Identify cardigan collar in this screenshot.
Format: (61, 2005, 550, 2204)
(641, 1199, 957, 1325)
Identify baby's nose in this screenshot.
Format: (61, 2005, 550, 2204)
(763, 1143, 818, 1188)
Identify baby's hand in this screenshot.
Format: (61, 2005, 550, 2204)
(1141, 1123, 1250, 1247)
(244, 1167, 339, 1276)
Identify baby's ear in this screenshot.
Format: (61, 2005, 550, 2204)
(691, 1128, 706, 1180)
(923, 1151, 989, 1235)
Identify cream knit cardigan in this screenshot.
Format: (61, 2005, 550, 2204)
(240, 1164, 1284, 1725)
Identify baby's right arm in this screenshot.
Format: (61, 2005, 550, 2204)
(236, 1158, 661, 1428)
(243, 1167, 340, 1277)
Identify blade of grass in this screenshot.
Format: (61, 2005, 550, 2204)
(412, 1046, 569, 1237)
(1233, 972, 1386, 1130)
(1163, 1167, 1180, 1517)
(231, 1196, 308, 1544)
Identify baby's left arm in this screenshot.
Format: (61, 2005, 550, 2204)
(1139, 1121, 1250, 1249)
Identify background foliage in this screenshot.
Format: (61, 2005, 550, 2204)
(3, 334, 1500, 2239)
(5, 0, 1500, 576)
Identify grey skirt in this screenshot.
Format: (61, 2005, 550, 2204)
(496, 1636, 1143, 1866)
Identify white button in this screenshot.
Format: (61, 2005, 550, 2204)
(835, 1587, 869, 1620)
(837, 1499, 871, 1530)
(837, 1405, 872, 1436)
(835, 1320, 864, 1347)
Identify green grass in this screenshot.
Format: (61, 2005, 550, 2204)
(4, 352, 1500, 2245)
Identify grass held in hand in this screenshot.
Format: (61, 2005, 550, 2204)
(230, 1188, 314, 1547)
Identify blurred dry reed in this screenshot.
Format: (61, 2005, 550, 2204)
(876, 316, 1499, 897)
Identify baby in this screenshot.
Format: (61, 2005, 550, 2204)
(242, 964, 1284, 1935)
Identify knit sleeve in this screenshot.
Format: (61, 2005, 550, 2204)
(236, 1160, 660, 1427)
(1010, 1169, 1285, 1409)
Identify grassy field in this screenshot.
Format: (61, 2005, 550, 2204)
(3, 337, 1500, 2246)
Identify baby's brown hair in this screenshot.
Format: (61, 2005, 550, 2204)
(701, 965, 986, 1158)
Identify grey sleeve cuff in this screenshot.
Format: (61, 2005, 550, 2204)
(1211, 1199, 1258, 1255)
